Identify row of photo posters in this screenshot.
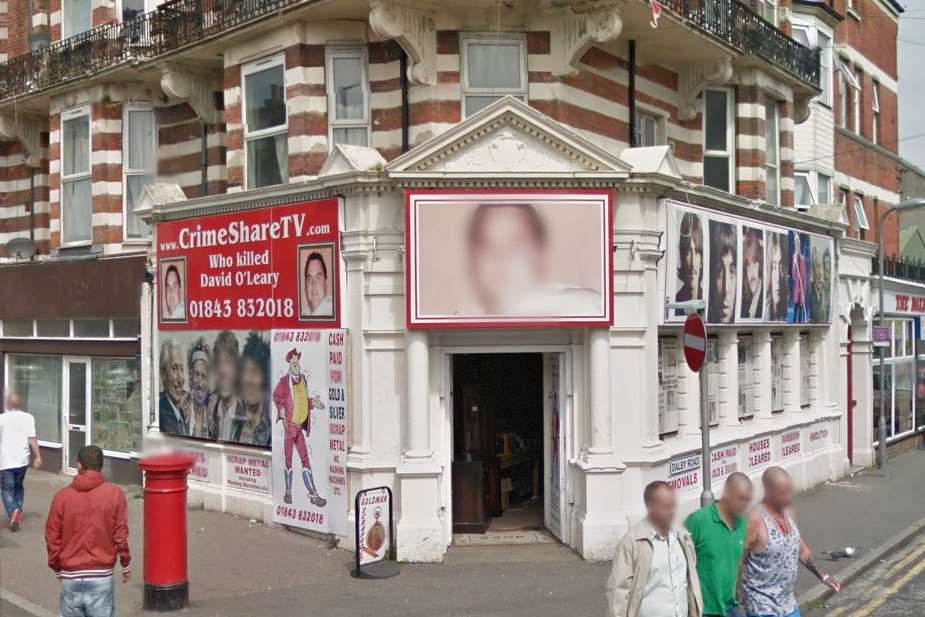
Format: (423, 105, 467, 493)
(664, 202, 834, 325)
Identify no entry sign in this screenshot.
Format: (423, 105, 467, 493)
(683, 313, 707, 373)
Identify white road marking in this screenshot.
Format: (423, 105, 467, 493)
(0, 589, 57, 617)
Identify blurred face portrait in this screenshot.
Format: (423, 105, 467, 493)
(676, 212, 704, 304)
(741, 228, 764, 319)
(190, 358, 209, 406)
(304, 256, 328, 311)
(240, 357, 264, 407)
(646, 486, 677, 531)
(709, 221, 737, 324)
(467, 205, 548, 314)
(289, 356, 301, 377)
(214, 349, 237, 399)
(162, 262, 185, 319)
(161, 345, 185, 404)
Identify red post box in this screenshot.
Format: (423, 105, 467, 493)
(138, 454, 195, 611)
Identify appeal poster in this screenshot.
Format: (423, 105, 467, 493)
(271, 329, 348, 535)
(156, 197, 340, 331)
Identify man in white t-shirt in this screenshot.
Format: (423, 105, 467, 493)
(0, 393, 42, 531)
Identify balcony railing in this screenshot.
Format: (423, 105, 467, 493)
(0, 0, 820, 105)
(660, 0, 820, 88)
(873, 256, 925, 285)
(0, 0, 298, 102)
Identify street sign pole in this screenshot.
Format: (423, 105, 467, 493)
(676, 306, 712, 508)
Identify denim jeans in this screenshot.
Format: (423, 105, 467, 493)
(60, 576, 115, 617)
(0, 466, 27, 517)
(747, 611, 801, 617)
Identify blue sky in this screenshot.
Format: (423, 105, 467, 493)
(899, 0, 925, 166)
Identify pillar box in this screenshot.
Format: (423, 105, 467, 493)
(138, 454, 195, 611)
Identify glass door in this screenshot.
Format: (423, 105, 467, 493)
(63, 358, 91, 472)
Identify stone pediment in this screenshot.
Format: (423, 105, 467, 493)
(618, 146, 682, 183)
(319, 144, 388, 176)
(387, 96, 630, 179)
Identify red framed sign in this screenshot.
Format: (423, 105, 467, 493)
(406, 189, 614, 328)
(156, 198, 340, 330)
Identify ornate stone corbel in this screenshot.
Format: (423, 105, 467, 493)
(793, 92, 812, 124)
(550, 2, 624, 77)
(0, 113, 45, 166)
(160, 64, 222, 125)
(368, 0, 436, 86)
(677, 57, 734, 121)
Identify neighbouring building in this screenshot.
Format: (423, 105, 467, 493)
(0, 0, 904, 561)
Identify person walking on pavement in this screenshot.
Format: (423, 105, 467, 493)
(686, 473, 754, 617)
(607, 481, 704, 617)
(741, 467, 841, 617)
(0, 392, 42, 530)
(45, 445, 131, 617)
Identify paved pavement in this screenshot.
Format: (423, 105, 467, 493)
(0, 449, 923, 617)
(807, 529, 925, 616)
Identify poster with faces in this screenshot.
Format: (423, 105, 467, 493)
(661, 200, 834, 326)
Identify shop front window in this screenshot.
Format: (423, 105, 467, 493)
(658, 337, 680, 435)
(874, 319, 919, 442)
(738, 337, 753, 419)
(705, 338, 719, 425)
(800, 333, 811, 408)
(771, 335, 784, 413)
(91, 358, 142, 454)
(7, 354, 62, 443)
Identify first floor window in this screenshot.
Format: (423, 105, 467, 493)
(795, 173, 814, 208)
(765, 101, 780, 206)
(91, 358, 142, 454)
(244, 54, 288, 189)
(7, 355, 63, 443)
(818, 173, 832, 205)
(461, 34, 527, 117)
(853, 194, 870, 239)
(635, 110, 662, 147)
(120, 0, 146, 21)
(61, 108, 91, 245)
(738, 337, 754, 419)
(658, 337, 680, 435)
(124, 106, 155, 240)
(817, 31, 832, 106)
(771, 335, 784, 412)
(327, 48, 370, 147)
(703, 89, 733, 193)
(757, 0, 777, 24)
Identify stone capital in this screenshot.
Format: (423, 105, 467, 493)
(550, 2, 624, 78)
(368, 0, 437, 86)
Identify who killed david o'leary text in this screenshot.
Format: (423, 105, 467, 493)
(201, 270, 280, 288)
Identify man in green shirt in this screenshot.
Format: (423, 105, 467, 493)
(685, 472, 753, 617)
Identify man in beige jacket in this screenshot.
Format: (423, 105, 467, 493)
(607, 481, 704, 617)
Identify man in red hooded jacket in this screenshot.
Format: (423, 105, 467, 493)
(45, 445, 131, 617)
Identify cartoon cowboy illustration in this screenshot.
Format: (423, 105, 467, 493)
(273, 348, 327, 507)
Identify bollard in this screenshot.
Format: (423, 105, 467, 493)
(138, 454, 195, 611)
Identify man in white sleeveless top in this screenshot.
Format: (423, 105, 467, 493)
(741, 467, 841, 617)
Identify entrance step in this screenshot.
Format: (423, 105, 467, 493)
(445, 541, 580, 565)
(453, 529, 557, 546)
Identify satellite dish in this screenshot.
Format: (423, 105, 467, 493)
(6, 237, 35, 260)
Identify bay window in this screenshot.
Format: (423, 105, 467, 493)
(635, 110, 662, 147)
(872, 81, 881, 144)
(327, 48, 370, 147)
(461, 34, 527, 117)
(123, 105, 155, 240)
(61, 107, 91, 245)
(244, 54, 288, 189)
(703, 89, 733, 193)
(818, 173, 832, 205)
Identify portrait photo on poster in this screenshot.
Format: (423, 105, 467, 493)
(160, 257, 188, 323)
(297, 243, 337, 322)
(765, 231, 790, 322)
(788, 230, 811, 323)
(740, 226, 765, 321)
(667, 208, 707, 320)
(810, 237, 833, 324)
(157, 330, 272, 448)
(408, 192, 611, 327)
(707, 219, 738, 324)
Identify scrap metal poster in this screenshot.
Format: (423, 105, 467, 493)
(270, 329, 348, 535)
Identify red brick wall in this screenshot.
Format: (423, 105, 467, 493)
(833, 0, 898, 79)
